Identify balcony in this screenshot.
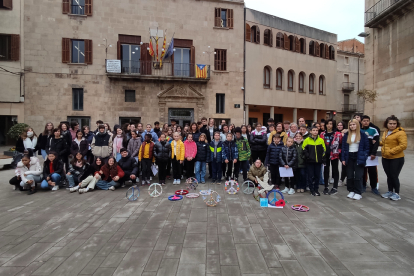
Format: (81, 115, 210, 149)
(106, 61, 210, 83)
(342, 104, 357, 113)
(342, 82, 355, 92)
(365, 0, 414, 28)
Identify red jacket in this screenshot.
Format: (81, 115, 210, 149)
(184, 140, 197, 159)
(320, 131, 342, 160)
(101, 164, 124, 181)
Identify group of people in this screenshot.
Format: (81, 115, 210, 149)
(9, 114, 407, 201)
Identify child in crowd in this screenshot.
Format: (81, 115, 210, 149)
(117, 148, 138, 187)
(279, 137, 298, 195)
(171, 132, 185, 184)
(234, 127, 251, 182)
(294, 132, 307, 193)
(248, 159, 267, 186)
(265, 134, 283, 189)
(71, 130, 88, 158)
(113, 128, 128, 162)
(222, 133, 239, 180)
(41, 151, 64, 191)
(127, 130, 142, 162)
(184, 133, 197, 178)
(9, 153, 42, 194)
(139, 134, 155, 185)
(77, 157, 103, 194)
(195, 133, 210, 184)
(96, 157, 124, 190)
(210, 131, 223, 184)
(67, 152, 92, 192)
(154, 133, 171, 185)
(267, 124, 275, 145)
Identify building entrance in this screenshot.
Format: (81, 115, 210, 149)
(168, 108, 194, 126)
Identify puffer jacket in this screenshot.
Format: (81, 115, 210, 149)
(141, 129, 159, 142)
(295, 140, 306, 168)
(279, 145, 298, 169)
(380, 127, 407, 159)
(154, 141, 171, 162)
(47, 136, 68, 159)
(250, 128, 268, 152)
(195, 141, 210, 162)
(43, 158, 64, 179)
(302, 135, 326, 164)
(83, 132, 94, 145)
(341, 130, 370, 166)
(209, 140, 223, 163)
(235, 136, 251, 161)
(190, 131, 201, 143)
(37, 133, 52, 153)
(184, 140, 197, 159)
(171, 140, 185, 161)
(247, 163, 267, 182)
(61, 130, 72, 154)
(267, 131, 288, 145)
(91, 131, 113, 158)
(68, 161, 92, 182)
(15, 157, 42, 184)
(265, 142, 283, 166)
(320, 131, 342, 160)
(71, 138, 89, 157)
(127, 137, 142, 158)
(222, 140, 239, 161)
(118, 153, 138, 175)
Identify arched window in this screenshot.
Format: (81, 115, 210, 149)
(309, 41, 314, 56)
(288, 70, 294, 91)
(264, 66, 271, 88)
(276, 32, 284, 48)
(299, 38, 306, 54)
(329, 45, 335, 60)
(245, 23, 251, 42)
(309, 74, 315, 93)
(320, 43, 325, 58)
(299, 72, 305, 92)
(264, 29, 273, 46)
(319, 75, 325, 95)
(251, 25, 260, 44)
(288, 35, 295, 51)
(276, 68, 283, 90)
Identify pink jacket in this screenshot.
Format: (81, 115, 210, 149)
(184, 140, 197, 158)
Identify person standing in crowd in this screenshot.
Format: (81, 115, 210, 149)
(298, 117, 306, 128)
(139, 134, 155, 185)
(113, 128, 128, 162)
(94, 120, 104, 134)
(267, 118, 275, 133)
(141, 124, 159, 142)
(171, 132, 185, 185)
(220, 124, 229, 142)
(288, 123, 299, 138)
(294, 132, 306, 193)
(337, 121, 347, 186)
(10, 153, 42, 194)
(66, 152, 91, 191)
(16, 127, 38, 155)
(267, 124, 275, 145)
(283, 121, 291, 133)
(210, 131, 223, 184)
(299, 124, 310, 139)
(122, 123, 130, 135)
(361, 115, 380, 195)
(136, 123, 144, 138)
(380, 115, 407, 201)
(170, 119, 177, 129)
(82, 126, 94, 163)
(320, 119, 342, 195)
(47, 128, 68, 163)
(234, 127, 251, 182)
(189, 122, 201, 142)
(117, 148, 138, 188)
(95, 157, 124, 191)
(268, 122, 287, 145)
(342, 119, 370, 200)
(207, 118, 217, 143)
(219, 119, 226, 130)
(247, 125, 252, 133)
(250, 123, 268, 163)
(70, 121, 80, 140)
(71, 130, 89, 158)
(153, 121, 162, 137)
(241, 125, 250, 142)
(41, 151, 64, 191)
(279, 137, 298, 195)
(184, 133, 197, 178)
(302, 126, 326, 196)
(127, 130, 142, 162)
(154, 133, 171, 185)
(222, 133, 238, 180)
(320, 121, 326, 133)
(265, 134, 283, 190)
(91, 124, 113, 164)
(37, 122, 54, 159)
(194, 133, 210, 184)
(58, 122, 72, 167)
(199, 117, 211, 143)
(104, 123, 112, 136)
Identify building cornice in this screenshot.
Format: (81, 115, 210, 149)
(337, 50, 365, 58)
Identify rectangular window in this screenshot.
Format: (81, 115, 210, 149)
(71, 0, 85, 15)
(214, 8, 233, 28)
(125, 90, 136, 102)
(119, 117, 141, 126)
(221, 9, 227, 27)
(68, 116, 90, 128)
(72, 88, 84, 111)
(344, 74, 349, 82)
(0, 35, 11, 60)
(214, 49, 227, 71)
(121, 44, 141, 74)
(345, 57, 349, 65)
(71, 40, 85, 63)
(0, 0, 13, 9)
(216, 93, 225, 114)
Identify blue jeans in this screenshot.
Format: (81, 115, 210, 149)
(96, 180, 119, 190)
(307, 163, 321, 192)
(66, 174, 79, 188)
(297, 168, 307, 190)
(41, 173, 61, 189)
(195, 161, 206, 183)
(41, 149, 47, 160)
(319, 166, 324, 185)
(116, 153, 122, 162)
(211, 160, 222, 181)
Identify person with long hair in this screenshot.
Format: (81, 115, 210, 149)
(171, 132, 185, 185)
(294, 132, 306, 193)
(194, 133, 210, 184)
(250, 123, 268, 163)
(96, 157, 124, 190)
(341, 119, 370, 200)
(66, 152, 91, 191)
(268, 122, 287, 145)
(71, 130, 89, 158)
(154, 133, 171, 185)
(47, 128, 68, 163)
(16, 127, 38, 156)
(10, 153, 42, 194)
(41, 151, 64, 191)
(58, 122, 72, 167)
(122, 123, 130, 138)
(70, 121, 80, 140)
(104, 123, 112, 135)
(37, 122, 54, 159)
(77, 157, 104, 194)
(337, 121, 347, 186)
(112, 128, 128, 162)
(380, 115, 407, 201)
(241, 125, 250, 141)
(127, 130, 142, 162)
(184, 133, 197, 178)
(189, 122, 201, 142)
(222, 133, 238, 180)
(229, 124, 235, 134)
(247, 124, 252, 134)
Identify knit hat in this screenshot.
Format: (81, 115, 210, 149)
(234, 127, 242, 134)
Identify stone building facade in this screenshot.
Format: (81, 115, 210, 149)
(364, 0, 414, 149)
(22, 0, 245, 133)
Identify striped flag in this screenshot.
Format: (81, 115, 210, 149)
(156, 35, 159, 61)
(164, 37, 174, 59)
(196, 64, 207, 79)
(160, 33, 167, 66)
(148, 38, 154, 57)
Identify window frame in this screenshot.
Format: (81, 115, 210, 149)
(299, 72, 305, 93)
(263, 29, 273, 46)
(0, 34, 19, 61)
(71, 39, 85, 64)
(67, 116, 90, 128)
(276, 32, 284, 49)
(319, 76, 325, 95)
(288, 70, 294, 92)
(309, 41, 314, 56)
(276, 68, 283, 90)
(0, 0, 13, 9)
(309, 74, 315, 94)
(72, 88, 84, 111)
(299, 38, 306, 54)
(214, 49, 227, 71)
(345, 56, 349, 65)
(216, 93, 225, 114)
(250, 25, 260, 44)
(214, 8, 233, 28)
(263, 66, 271, 89)
(125, 90, 136, 102)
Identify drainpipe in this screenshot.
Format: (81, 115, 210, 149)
(243, 6, 246, 124)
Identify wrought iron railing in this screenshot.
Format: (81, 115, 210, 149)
(343, 104, 357, 112)
(365, 0, 403, 24)
(71, 4, 85, 15)
(118, 61, 210, 78)
(342, 82, 355, 91)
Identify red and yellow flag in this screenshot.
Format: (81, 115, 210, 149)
(148, 38, 154, 57)
(196, 64, 208, 79)
(156, 35, 159, 61)
(160, 34, 167, 66)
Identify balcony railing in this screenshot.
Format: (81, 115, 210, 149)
(342, 104, 357, 112)
(365, 0, 413, 27)
(71, 5, 85, 15)
(342, 82, 355, 92)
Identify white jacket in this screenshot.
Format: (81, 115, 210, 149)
(15, 157, 42, 184)
(23, 137, 37, 151)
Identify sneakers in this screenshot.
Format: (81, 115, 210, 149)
(176, 179, 181, 185)
(69, 187, 79, 193)
(142, 180, 146, 186)
(353, 193, 362, 200)
(323, 188, 330, 195)
(212, 180, 216, 184)
(275, 185, 280, 190)
(288, 188, 295, 195)
(108, 186, 115, 191)
(381, 191, 393, 198)
(300, 189, 305, 193)
(314, 190, 321, 196)
(201, 181, 206, 184)
(216, 181, 221, 185)
(390, 193, 401, 201)
(329, 188, 338, 195)
(51, 185, 59, 191)
(296, 189, 301, 193)
(347, 192, 355, 199)
(338, 180, 344, 187)
(371, 188, 380, 196)
(146, 180, 151, 185)
(150, 177, 152, 181)
(306, 187, 310, 191)
(281, 187, 289, 194)
(78, 188, 85, 194)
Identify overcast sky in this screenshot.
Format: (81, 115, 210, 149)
(244, 0, 365, 43)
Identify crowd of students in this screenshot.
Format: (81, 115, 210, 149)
(9, 114, 407, 201)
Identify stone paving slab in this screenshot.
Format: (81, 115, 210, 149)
(0, 153, 414, 275)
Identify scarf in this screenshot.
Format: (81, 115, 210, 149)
(75, 160, 83, 168)
(114, 135, 123, 153)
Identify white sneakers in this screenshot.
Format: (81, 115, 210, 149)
(108, 186, 115, 191)
(347, 192, 355, 198)
(280, 187, 289, 194)
(288, 188, 295, 195)
(173, 179, 181, 185)
(52, 185, 59, 191)
(347, 192, 362, 200)
(69, 186, 79, 193)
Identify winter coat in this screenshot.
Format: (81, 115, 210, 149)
(43, 159, 64, 179)
(37, 133, 52, 153)
(190, 131, 201, 143)
(70, 129, 77, 140)
(15, 137, 25, 153)
(118, 153, 138, 175)
(302, 136, 326, 164)
(23, 136, 38, 153)
(47, 136, 68, 159)
(153, 127, 162, 138)
(154, 141, 171, 162)
(362, 126, 379, 156)
(71, 138, 89, 157)
(83, 132, 95, 145)
(267, 131, 288, 145)
(100, 164, 124, 182)
(265, 142, 283, 166)
(61, 130, 72, 155)
(235, 136, 251, 161)
(171, 140, 185, 161)
(195, 141, 211, 162)
(222, 140, 239, 161)
(139, 141, 155, 161)
(279, 145, 298, 169)
(380, 127, 407, 159)
(91, 131, 113, 158)
(184, 140, 197, 159)
(15, 157, 42, 184)
(250, 128, 268, 152)
(112, 135, 128, 156)
(127, 137, 142, 158)
(68, 161, 92, 182)
(199, 125, 212, 143)
(209, 140, 223, 163)
(206, 126, 219, 143)
(320, 131, 342, 160)
(341, 130, 370, 166)
(295, 141, 306, 168)
(247, 163, 267, 182)
(141, 129, 159, 142)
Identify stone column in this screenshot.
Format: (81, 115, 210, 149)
(270, 106, 274, 120)
(293, 108, 297, 123)
(313, 109, 318, 122)
(245, 105, 249, 125)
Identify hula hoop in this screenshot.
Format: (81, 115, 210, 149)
(202, 190, 221, 207)
(175, 189, 189, 195)
(168, 194, 183, 201)
(291, 205, 310, 212)
(186, 177, 199, 191)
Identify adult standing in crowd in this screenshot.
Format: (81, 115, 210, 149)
(70, 121, 80, 140)
(361, 115, 380, 195)
(91, 124, 113, 164)
(141, 124, 159, 142)
(137, 123, 145, 138)
(58, 122, 72, 167)
(47, 128, 68, 163)
(199, 117, 211, 143)
(153, 121, 162, 137)
(250, 123, 268, 163)
(37, 122, 54, 159)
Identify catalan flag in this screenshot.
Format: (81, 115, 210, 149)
(156, 35, 159, 61)
(148, 38, 154, 57)
(196, 64, 207, 79)
(160, 33, 167, 66)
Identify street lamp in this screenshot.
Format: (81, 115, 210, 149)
(98, 38, 112, 59)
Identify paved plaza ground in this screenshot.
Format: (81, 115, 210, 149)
(1, 153, 414, 276)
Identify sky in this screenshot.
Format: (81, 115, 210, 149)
(244, 0, 365, 43)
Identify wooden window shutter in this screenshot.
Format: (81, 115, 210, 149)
(325, 45, 329, 59)
(62, 38, 70, 63)
(263, 30, 269, 46)
(62, 0, 69, 14)
(227, 9, 233, 29)
(215, 8, 221, 27)
(2, 0, 13, 9)
(315, 42, 320, 57)
(245, 24, 251, 42)
(85, 39, 93, 64)
(117, 41, 121, 60)
(270, 30, 273, 47)
(256, 27, 260, 44)
(295, 37, 299, 53)
(284, 34, 289, 50)
(190, 46, 195, 77)
(85, 0, 93, 16)
(140, 43, 152, 75)
(10, 35, 20, 61)
(304, 38, 306, 54)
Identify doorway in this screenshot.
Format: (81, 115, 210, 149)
(174, 48, 190, 77)
(121, 44, 141, 74)
(0, 116, 17, 146)
(168, 108, 194, 127)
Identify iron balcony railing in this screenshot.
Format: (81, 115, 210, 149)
(365, 0, 403, 24)
(343, 104, 357, 112)
(71, 5, 85, 15)
(342, 82, 355, 92)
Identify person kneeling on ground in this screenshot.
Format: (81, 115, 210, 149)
(95, 157, 124, 191)
(248, 159, 267, 187)
(9, 152, 42, 195)
(117, 148, 138, 187)
(67, 152, 93, 192)
(41, 151, 64, 191)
